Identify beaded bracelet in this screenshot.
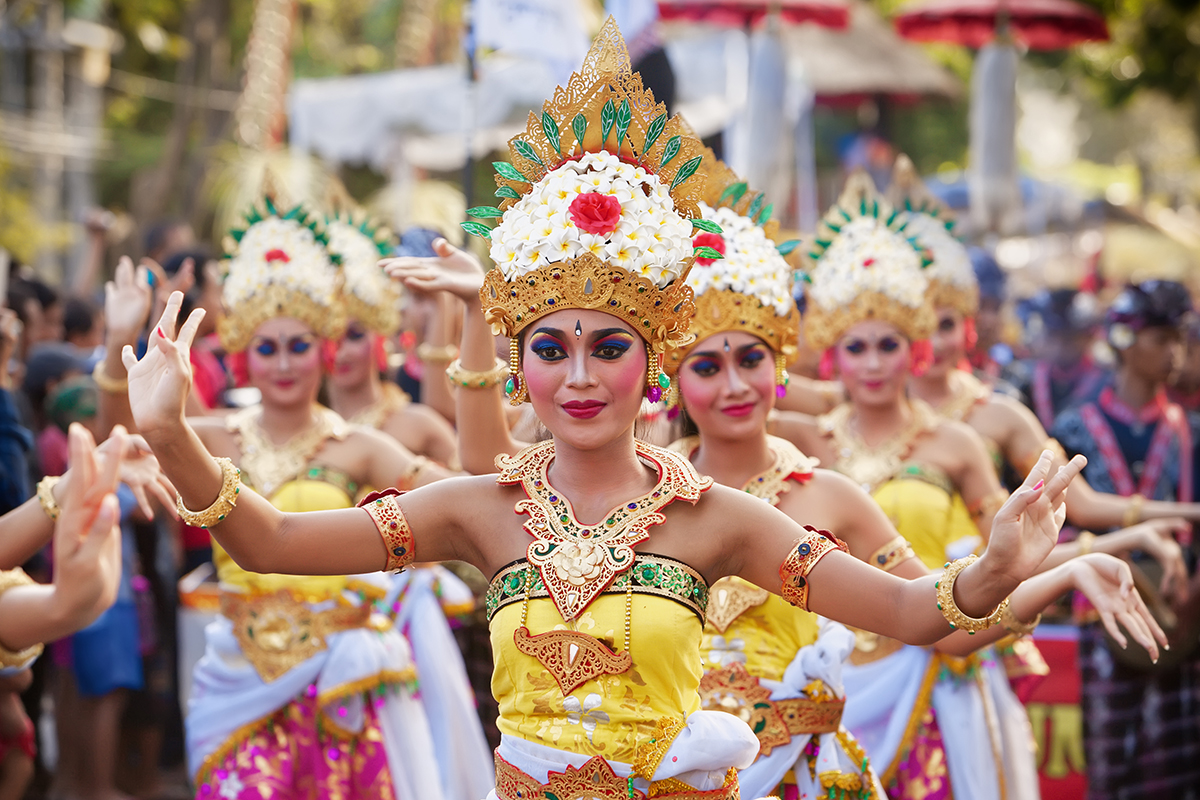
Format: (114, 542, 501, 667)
(37, 476, 62, 521)
(445, 357, 510, 389)
(999, 597, 1041, 637)
(935, 555, 1004, 635)
(176, 457, 241, 529)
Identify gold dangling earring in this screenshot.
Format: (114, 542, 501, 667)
(505, 337, 528, 405)
(774, 351, 789, 399)
(646, 349, 668, 403)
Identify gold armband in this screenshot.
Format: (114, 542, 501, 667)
(1076, 530, 1095, 556)
(359, 490, 415, 572)
(935, 555, 1004, 635)
(0, 569, 45, 669)
(1123, 494, 1145, 528)
(176, 457, 241, 529)
(780, 526, 848, 611)
(999, 597, 1041, 637)
(869, 535, 916, 572)
(968, 490, 1007, 520)
(416, 343, 458, 364)
(91, 361, 128, 393)
(37, 476, 62, 521)
(396, 455, 432, 490)
(445, 357, 510, 389)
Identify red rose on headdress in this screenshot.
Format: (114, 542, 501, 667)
(569, 192, 622, 236)
(265, 248, 291, 263)
(692, 233, 726, 266)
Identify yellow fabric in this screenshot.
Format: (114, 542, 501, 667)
(214, 478, 354, 599)
(700, 578, 820, 683)
(490, 594, 703, 763)
(871, 471, 978, 569)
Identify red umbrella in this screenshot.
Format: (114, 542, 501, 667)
(657, 0, 850, 29)
(894, 0, 1108, 50)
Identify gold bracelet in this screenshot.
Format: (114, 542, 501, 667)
(935, 555, 1004, 635)
(445, 357, 510, 389)
(869, 535, 917, 572)
(999, 597, 1041, 637)
(176, 457, 241, 529)
(1122, 494, 1145, 528)
(0, 569, 46, 668)
(36, 476, 62, 521)
(968, 490, 1008, 520)
(91, 361, 128, 393)
(779, 526, 849, 611)
(360, 491, 415, 572)
(1076, 530, 1096, 556)
(416, 343, 458, 364)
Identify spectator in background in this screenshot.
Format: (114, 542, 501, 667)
(22, 344, 85, 477)
(142, 220, 194, 266)
(0, 309, 32, 516)
(161, 251, 226, 411)
(8, 277, 62, 350)
(63, 297, 105, 361)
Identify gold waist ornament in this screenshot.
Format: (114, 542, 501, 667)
(494, 752, 739, 800)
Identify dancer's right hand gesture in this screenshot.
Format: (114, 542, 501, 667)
(121, 292, 205, 439)
(381, 238, 486, 303)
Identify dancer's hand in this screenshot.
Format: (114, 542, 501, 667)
(103, 433, 176, 519)
(51, 424, 125, 626)
(1067, 553, 1167, 659)
(121, 291, 205, 439)
(381, 238, 485, 303)
(1123, 518, 1190, 605)
(104, 256, 153, 341)
(984, 450, 1086, 585)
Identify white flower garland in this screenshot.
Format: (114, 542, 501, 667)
(687, 203, 793, 317)
(808, 216, 927, 312)
(327, 220, 399, 311)
(899, 211, 974, 293)
(488, 151, 693, 288)
(222, 217, 339, 311)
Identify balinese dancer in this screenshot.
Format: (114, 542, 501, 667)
(324, 209, 459, 468)
(892, 157, 1195, 574)
(121, 21, 1162, 800)
(171, 196, 453, 800)
(1051, 280, 1200, 799)
(323, 205, 494, 800)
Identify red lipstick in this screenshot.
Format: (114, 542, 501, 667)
(562, 400, 606, 419)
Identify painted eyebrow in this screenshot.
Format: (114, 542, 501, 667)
(686, 341, 766, 360)
(591, 328, 635, 344)
(530, 327, 567, 342)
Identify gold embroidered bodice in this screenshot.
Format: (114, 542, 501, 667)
(346, 382, 411, 430)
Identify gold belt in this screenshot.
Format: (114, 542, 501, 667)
(699, 663, 845, 757)
(494, 753, 739, 800)
(220, 590, 372, 682)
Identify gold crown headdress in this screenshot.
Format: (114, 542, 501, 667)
(218, 192, 346, 352)
(802, 170, 934, 352)
(461, 18, 712, 403)
(323, 185, 401, 336)
(664, 150, 803, 398)
(888, 155, 978, 318)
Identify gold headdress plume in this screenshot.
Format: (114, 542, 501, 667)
(887, 155, 978, 318)
(802, 170, 934, 352)
(664, 148, 802, 395)
(323, 179, 402, 336)
(217, 177, 346, 352)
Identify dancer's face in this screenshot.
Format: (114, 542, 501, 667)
(928, 306, 967, 378)
(247, 317, 323, 408)
(835, 320, 910, 408)
(678, 331, 775, 440)
(522, 309, 646, 450)
(331, 320, 374, 389)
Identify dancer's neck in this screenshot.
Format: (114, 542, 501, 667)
(328, 371, 382, 421)
(548, 430, 657, 524)
(257, 399, 322, 445)
(691, 429, 774, 491)
(848, 395, 913, 446)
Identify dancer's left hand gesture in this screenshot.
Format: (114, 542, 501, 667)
(984, 449, 1087, 585)
(121, 292, 204, 440)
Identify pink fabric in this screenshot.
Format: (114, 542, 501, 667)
(37, 425, 69, 478)
(194, 685, 396, 800)
(889, 705, 954, 800)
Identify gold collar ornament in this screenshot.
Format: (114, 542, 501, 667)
(462, 18, 716, 405)
(888, 155, 978, 318)
(217, 194, 347, 352)
(802, 171, 934, 353)
(664, 151, 803, 402)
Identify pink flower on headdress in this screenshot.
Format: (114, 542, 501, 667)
(265, 248, 291, 263)
(569, 192, 622, 236)
(692, 233, 726, 266)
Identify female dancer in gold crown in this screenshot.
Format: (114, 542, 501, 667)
(122, 21, 1161, 800)
(168, 196, 455, 800)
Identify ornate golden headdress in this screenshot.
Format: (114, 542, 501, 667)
(324, 191, 401, 336)
(462, 18, 711, 403)
(802, 170, 934, 352)
(663, 150, 802, 398)
(218, 192, 346, 352)
(888, 155, 978, 318)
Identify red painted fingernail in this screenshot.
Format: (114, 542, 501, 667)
(1033, 480, 1044, 491)
(156, 325, 165, 338)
